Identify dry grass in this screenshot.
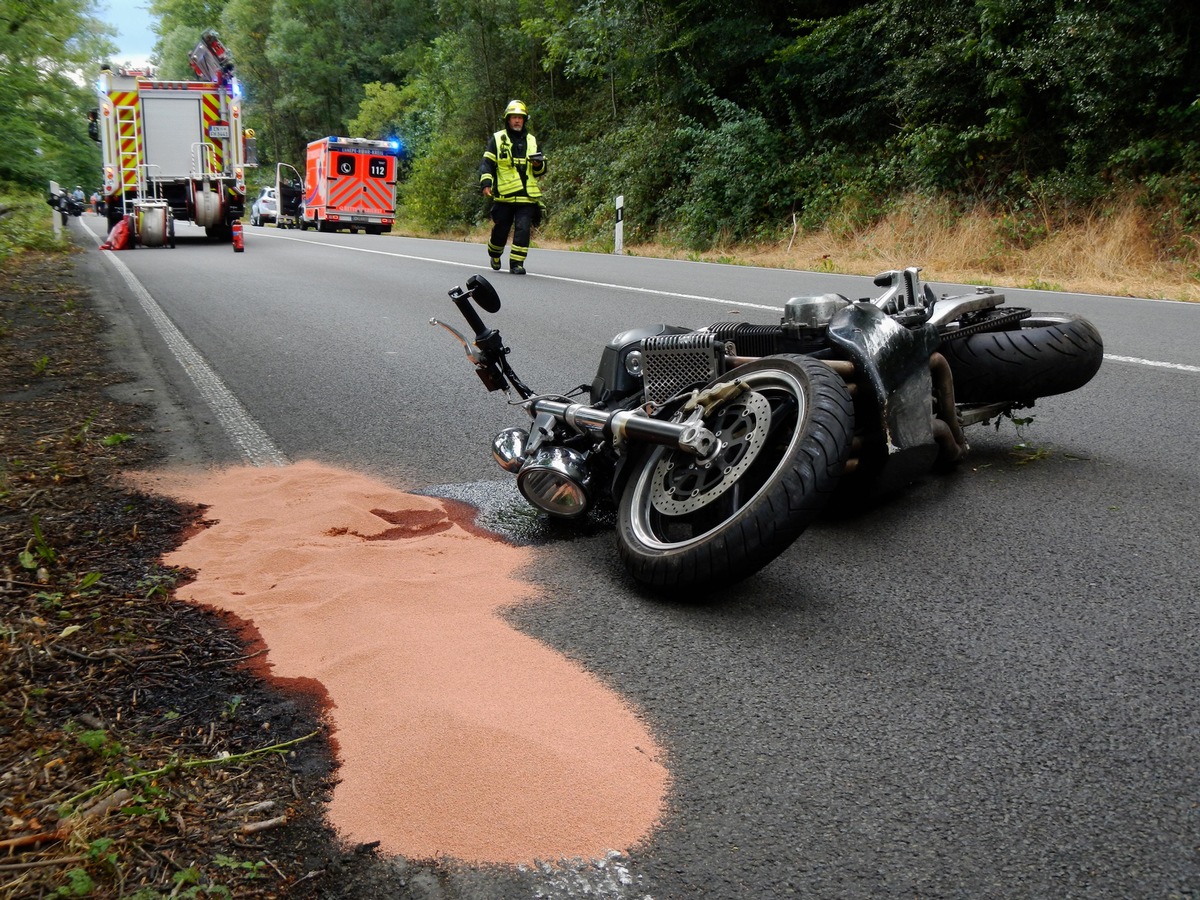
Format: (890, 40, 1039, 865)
(641, 196, 1200, 302)
(406, 194, 1200, 301)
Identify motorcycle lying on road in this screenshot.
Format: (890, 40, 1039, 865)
(432, 267, 1102, 593)
(48, 191, 85, 226)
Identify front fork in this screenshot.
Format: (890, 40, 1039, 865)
(523, 399, 718, 462)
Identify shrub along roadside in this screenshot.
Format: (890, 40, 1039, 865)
(0, 185, 71, 264)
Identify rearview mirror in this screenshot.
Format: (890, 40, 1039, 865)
(466, 274, 501, 314)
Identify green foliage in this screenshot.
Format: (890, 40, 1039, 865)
(669, 99, 799, 248)
(400, 130, 485, 233)
(77, 728, 120, 755)
(0, 0, 114, 189)
(543, 110, 688, 244)
(213, 853, 266, 878)
(0, 186, 72, 263)
(350, 82, 415, 143)
(9, 0, 1198, 254)
(19, 514, 58, 570)
(51, 867, 95, 897)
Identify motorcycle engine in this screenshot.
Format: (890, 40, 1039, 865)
(589, 295, 852, 408)
(590, 324, 694, 405)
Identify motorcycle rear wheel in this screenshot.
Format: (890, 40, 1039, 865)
(941, 313, 1103, 403)
(616, 354, 854, 593)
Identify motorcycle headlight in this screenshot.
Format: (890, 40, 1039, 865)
(517, 447, 591, 518)
(492, 427, 529, 474)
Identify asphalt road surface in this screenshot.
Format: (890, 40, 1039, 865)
(74, 216, 1199, 899)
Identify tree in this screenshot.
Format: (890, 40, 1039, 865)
(0, 0, 117, 189)
(221, 0, 290, 168)
(149, 0, 229, 77)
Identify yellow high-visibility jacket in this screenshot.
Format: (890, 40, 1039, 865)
(480, 128, 544, 202)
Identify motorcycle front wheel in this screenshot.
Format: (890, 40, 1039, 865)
(616, 354, 854, 594)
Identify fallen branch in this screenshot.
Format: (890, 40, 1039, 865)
(0, 830, 69, 852)
(240, 814, 289, 835)
(58, 646, 127, 663)
(63, 729, 321, 809)
(0, 855, 87, 872)
(2, 578, 55, 589)
(199, 647, 269, 668)
(78, 787, 132, 818)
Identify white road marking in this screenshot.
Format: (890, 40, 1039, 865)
(88, 223, 1197, 468)
(1102, 354, 1200, 374)
(257, 234, 1200, 362)
(256, 231, 785, 312)
(86, 227, 288, 466)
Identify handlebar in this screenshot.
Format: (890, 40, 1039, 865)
(435, 275, 534, 398)
(448, 283, 490, 340)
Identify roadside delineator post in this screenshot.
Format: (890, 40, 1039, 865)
(50, 181, 62, 238)
(614, 195, 624, 255)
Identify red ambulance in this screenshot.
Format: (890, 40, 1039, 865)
(298, 136, 399, 234)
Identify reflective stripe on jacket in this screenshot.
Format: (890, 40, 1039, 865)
(481, 129, 542, 202)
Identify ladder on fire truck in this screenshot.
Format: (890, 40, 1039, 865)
(114, 101, 141, 216)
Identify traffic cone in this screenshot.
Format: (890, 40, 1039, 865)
(232, 220, 244, 252)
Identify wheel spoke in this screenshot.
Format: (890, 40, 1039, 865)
(617, 354, 855, 589)
(635, 379, 800, 547)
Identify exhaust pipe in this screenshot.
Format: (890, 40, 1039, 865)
(929, 352, 968, 462)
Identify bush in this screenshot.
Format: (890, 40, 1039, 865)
(398, 131, 486, 234)
(0, 186, 70, 265)
(539, 111, 690, 247)
(789, 147, 900, 235)
(668, 100, 799, 250)
(1139, 172, 1200, 262)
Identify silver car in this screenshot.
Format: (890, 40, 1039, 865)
(250, 186, 277, 226)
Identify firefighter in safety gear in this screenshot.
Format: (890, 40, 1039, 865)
(480, 99, 545, 275)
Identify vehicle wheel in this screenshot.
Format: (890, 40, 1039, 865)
(168, 214, 175, 249)
(140, 206, 166, 247)
(940, 313, 1104, 402)
(615, 354, 854, 593)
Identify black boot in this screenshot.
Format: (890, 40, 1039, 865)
(510, 262, 526, 275)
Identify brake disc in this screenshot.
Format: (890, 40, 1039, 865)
(650, 390, 772, 515)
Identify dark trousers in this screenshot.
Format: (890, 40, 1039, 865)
(488, 202, 536, 263)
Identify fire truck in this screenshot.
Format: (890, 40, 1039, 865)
(93, 31, 250, 248)
(293, 136, 399, 234)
